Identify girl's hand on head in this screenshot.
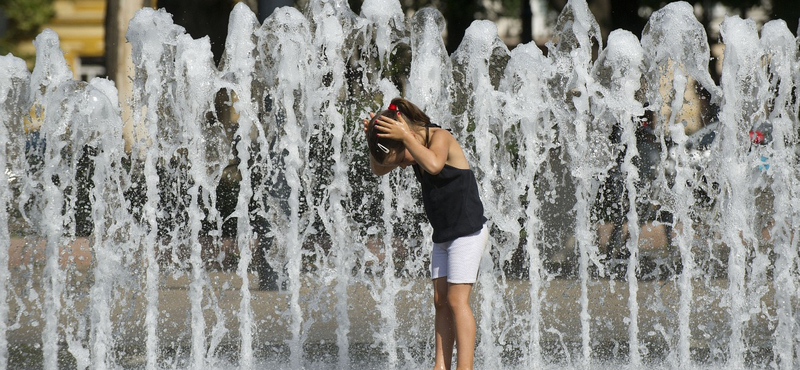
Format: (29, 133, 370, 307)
(374, 114, 413, 142)
(363, 112, 375, 138)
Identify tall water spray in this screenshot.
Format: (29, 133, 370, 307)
(0, 0, 798, 369)
(640, 3, 721, 367)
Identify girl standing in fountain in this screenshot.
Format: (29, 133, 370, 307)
(363, 97, 488, 370)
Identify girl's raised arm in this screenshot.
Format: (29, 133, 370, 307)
(404, 128, 449, 175)
(373, 114, 450, 175)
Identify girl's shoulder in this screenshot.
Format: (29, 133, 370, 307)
(428, 125, 453, 139)
(427, 127, 456, 146)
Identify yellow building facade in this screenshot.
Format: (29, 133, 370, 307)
(16, 0, 107, 80)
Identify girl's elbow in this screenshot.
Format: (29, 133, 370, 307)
(426, 163, 445, 175)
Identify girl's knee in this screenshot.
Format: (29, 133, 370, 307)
(447, 294, 469, 311)
(433, 291, 449, 310)
(432, 278, 450, 310)
(447, 285, 472, 311)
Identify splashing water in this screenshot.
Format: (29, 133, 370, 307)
(0, 1, 798, 369)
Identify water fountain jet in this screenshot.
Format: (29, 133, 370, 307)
(0, 1, 798, 369)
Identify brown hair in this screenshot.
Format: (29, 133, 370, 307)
(366, 97, 432, 164)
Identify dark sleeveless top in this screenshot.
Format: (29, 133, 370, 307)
(412, 163, 487, 243)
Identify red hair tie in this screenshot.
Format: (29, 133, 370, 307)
(388, 103, 397, 111)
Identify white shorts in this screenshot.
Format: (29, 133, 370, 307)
(430, 225, 489, 284)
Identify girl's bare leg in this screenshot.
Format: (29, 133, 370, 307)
(433, 277, 454, 370)
(448, 283, 476, 370)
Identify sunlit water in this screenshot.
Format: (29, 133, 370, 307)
(0, 0, 798, 369)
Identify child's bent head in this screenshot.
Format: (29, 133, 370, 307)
(367, 97, 431, 164)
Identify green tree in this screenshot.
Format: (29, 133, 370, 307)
(0, 0, 55, 57)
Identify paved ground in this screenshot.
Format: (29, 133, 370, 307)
(3, 236, 779, 368)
